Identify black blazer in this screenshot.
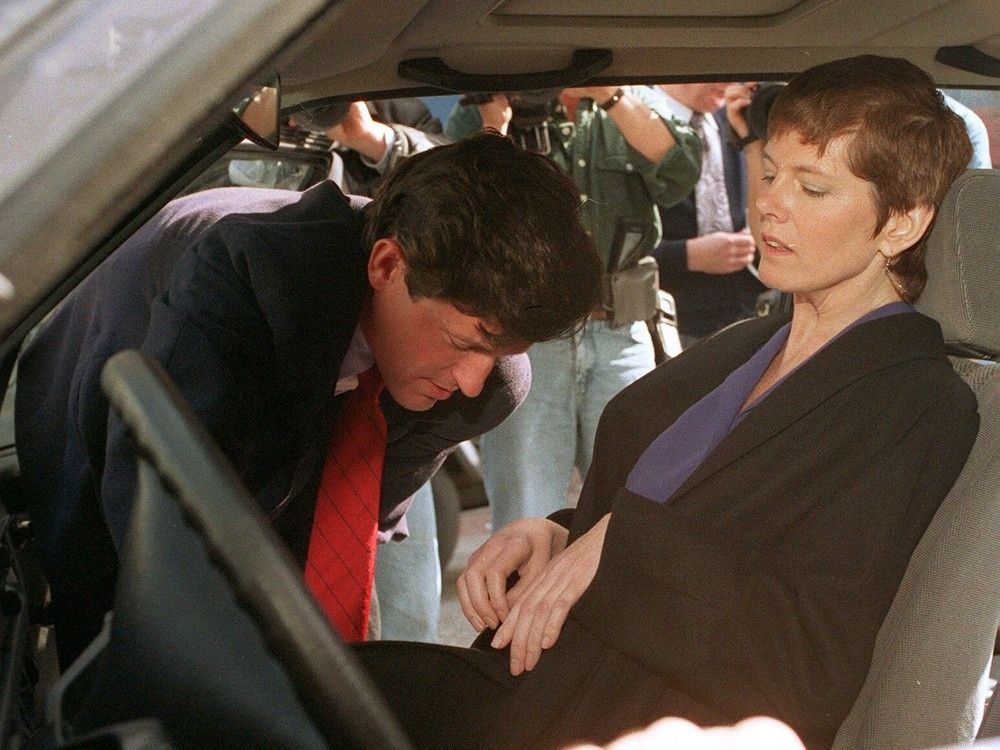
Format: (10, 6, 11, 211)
(653, 108, 766, 338)
(15, 181, 527, 607)
(487, 312, 978, 750)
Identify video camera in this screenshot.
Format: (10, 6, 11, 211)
(459, 89, 563, 154)
(725, 82, 785, 148)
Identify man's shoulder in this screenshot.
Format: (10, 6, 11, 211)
(186, 182, 370, 279)
(201, 181, 363, 229)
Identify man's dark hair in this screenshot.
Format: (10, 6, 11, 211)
(364, 131, 602, 344)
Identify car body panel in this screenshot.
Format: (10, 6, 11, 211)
(0, 0, 332, 352)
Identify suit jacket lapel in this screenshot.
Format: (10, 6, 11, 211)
(669, 312, 942, 503)
(268, 390, 346, 564)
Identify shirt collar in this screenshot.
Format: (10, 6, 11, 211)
(655, 89, 719, 135)
(335, 325, 375, 395)
(655, 88, 695, 124)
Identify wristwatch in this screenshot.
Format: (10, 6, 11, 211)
(599, 88, 626, 111)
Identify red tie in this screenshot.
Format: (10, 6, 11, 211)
(304, 366, 386, 641)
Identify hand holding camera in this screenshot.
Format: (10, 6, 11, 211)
(723, 81, 786, 150)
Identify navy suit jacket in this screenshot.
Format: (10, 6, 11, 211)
(653, 109, 766, 339)
(15, 181, 529, 605)
(484, 311, 977, 750)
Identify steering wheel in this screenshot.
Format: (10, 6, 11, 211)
(101, 349, 412, 750)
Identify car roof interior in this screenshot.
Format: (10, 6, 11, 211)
(278, 0, 1000, 106)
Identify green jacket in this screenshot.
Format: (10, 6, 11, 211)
(446, 87, 702, 268)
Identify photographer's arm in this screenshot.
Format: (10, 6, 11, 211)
(725, 84, 766, 246)
(475, 94, 513, 134)
(325, 101, 393, 162)
(574, 86, 674, 163)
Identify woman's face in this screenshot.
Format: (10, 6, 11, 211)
(755, 130, 896, 305)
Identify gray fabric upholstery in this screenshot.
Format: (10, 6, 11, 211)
(915, 169, 1000, 358)
(833, 169, 999, 749)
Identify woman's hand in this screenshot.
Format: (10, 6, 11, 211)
(457, 517, 568, 632)
(491, 513, 610, 675)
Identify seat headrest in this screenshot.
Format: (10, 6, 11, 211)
(915, 169, 999, 359)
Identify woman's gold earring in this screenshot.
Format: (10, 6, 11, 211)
(880, 250, 906, 297)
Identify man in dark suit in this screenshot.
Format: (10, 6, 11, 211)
(651, 83, 767, 347)
(15, 132, 603, 667)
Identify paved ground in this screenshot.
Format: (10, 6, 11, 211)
(437, 506, 493, 646)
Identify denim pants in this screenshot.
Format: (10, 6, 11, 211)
(480, 320, 655, 531)
(373, 481, 441, 642)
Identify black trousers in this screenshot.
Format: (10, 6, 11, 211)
(353, 618, 676, 750)
(354, 641, 519, 749)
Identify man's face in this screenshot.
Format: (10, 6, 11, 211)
(361, 239, 529, 411)
(660, 82, 731, 114)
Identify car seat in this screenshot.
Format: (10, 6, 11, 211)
(832, 169, 1000, 749)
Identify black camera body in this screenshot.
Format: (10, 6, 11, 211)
(459, 90, 563, 154)
(725, 82, 786, 149)
(743, 82, 786, 141)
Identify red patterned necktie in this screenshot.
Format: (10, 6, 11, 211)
(304, 366, 386, 641)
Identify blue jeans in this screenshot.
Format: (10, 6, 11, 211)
(480, 320, 654, 531)
(373, 481, 441, 642)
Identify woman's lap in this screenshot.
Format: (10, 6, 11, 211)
(354, 641, 518, 749)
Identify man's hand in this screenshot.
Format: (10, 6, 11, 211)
(476, 94, 513, 135)
(569, 716, 806, 749)
(687, 231, 756, 274)
(724, 83, 767, 245)
(724, 83, 756, 140)
(325, 101, 393, 162)
(456, 517, 568, 632)
(491, 513, 610, 675)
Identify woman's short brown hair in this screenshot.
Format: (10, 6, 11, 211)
(767, 55, 973, 301)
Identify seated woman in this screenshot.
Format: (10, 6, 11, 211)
(354, 55, 979, 750)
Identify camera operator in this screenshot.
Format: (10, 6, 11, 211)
(649, 83, 770, 348)
(446, 86, 702, 532)
(294, 98, 450, 196)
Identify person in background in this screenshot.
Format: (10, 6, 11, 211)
(447, 86, 701, 533)
(324, 98, 447, 196)
(941, 92, 992, 168)
(649, 82, 767, 348)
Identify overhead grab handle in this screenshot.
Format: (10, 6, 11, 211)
(398, 48, 613, 92)
(934, 45, 1000, 77)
